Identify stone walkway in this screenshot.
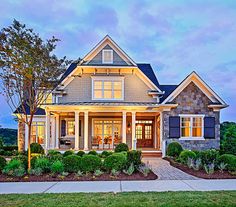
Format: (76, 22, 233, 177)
(143, 158, 199, 180)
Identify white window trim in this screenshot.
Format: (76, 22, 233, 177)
(91, 76, 124, 101)
(102, 49, 113, 64)
(61, 118, 75, 138)
(179, 114, 205, 140)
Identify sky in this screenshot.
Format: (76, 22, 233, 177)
(0, 0, 236, 129)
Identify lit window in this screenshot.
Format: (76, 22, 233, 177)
(67, 121, 75, 136)
(102, 49, 113, 64)
(93, 79, 123, 100)
(31, 122, 45, 144)
(180, 116, 203, 138)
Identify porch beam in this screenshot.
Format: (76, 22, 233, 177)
(131, 111, 136, 150)
(122, 111, 127, 144)
(84, 111, 89, 150)
(75, 111, 80, 150)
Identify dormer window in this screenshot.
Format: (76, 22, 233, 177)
(102, 49, 113, 64)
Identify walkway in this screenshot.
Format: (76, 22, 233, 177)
(0, 179, 236, 194)
(143, 157, 199, 180)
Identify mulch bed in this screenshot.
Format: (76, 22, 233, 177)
(164, 157, 236, 179)
(0, 171, 157, 182)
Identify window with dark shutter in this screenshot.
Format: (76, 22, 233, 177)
(204, 117, 215, 138)
(169, 116, 180, 138)
(61, 120, 66, 137)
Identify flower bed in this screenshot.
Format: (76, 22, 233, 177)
(0, 143, 157, 182)
(165, 142, 236, 179)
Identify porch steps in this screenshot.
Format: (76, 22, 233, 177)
(142, 151, 162, 157)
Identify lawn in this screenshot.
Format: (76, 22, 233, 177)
(0, 191, 236, 207)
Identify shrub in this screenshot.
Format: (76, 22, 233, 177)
(127, 150, 142, 169)
(138, 164, 150, 177)
(81, 155, 102, 172)
(51, 160, 64, 174)
(63, 150, 74, 157)
(94, 169, 104, 177)
(63, 155, 81, 173)
(88, 150, 98, 156)
(48, 150, 61, 156)
(2, 145, 18, 151)
(3, 159, 25, 176)
(114, 143, 129, 153)
(111, 169, 120, 176)
(0, 156, 7, 171)
(204, 163, 215, 174)
(123, 163, 135, 175)
(167, 142, 183, 158)
(104, 153, 127, 171)
(77, 151, 85, 157)
(218, 154, 236, 172)
(30, 143, 44, 154)
(218, 162, 228, 173)
(100, 151, 113, 158)
(34, 157, 50, 173)
(198, 149, 219, 165)
(30, 167, 43, 176)
(179, 150, 196, 165)
(47, 153, 63, 164)
(12, 155, 28, 170)
(221, 137, 236, 155)
(31, 156, 38, 169)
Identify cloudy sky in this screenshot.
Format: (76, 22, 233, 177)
(0, 0, 236, 128)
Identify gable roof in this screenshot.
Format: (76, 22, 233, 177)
(14, 103, 46, 115)
(83, 35, 136, 66)
(159, 85, 179, 103)
(161, 71, 227, 106)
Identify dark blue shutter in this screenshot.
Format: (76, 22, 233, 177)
(169, 116, 180, 138)
(61, 120, 66, 137)
(204, 117, 215, 139)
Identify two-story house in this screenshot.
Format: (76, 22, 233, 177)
(16, 35, 228, 157)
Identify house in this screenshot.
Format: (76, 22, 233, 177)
(16, 35, 228, 157)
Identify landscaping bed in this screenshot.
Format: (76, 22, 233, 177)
(165, 157, 236, 179)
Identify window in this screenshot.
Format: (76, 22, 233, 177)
(31, 122, 45, 144)
(180, 115, 204, 138)
(67, 121, 75, 136)
(102, 49, 113, 64)
(92, 77, 124, 100)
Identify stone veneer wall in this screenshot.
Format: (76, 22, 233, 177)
(163, 82, 220, 151)
(18, 121, 25, 151)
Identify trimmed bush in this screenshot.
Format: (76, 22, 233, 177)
(47, 153, 63, 164)
(104, 153, 127, 171)
(198, 149, 219, 165)
(167, 142, 183, 158)
(3, 159, 25, 176)
(31, 156, 37, 169)
(77, 151, 85, 157)
(63, 150, 74, 157)
(115, 143, 129, 153)
(0, 156, 7, 171)
(2, 145, 18, 151)
(12, 155, 28, 170)
(179, 150, 196, 164)
(63, 155, 81, 173)
(88, 150, 98, 156)
(51, 160, 64, 174)
(81, 155, 102, 172)
(48, 150, 61, 156)
(30, 143, 44, 154)
(218, 154, 236, 172)
(34, 157, 50, 173)
(100, 151, 113, 158)
(127, 150, 142, 169)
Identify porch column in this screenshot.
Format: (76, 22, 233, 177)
(131, 111, 136, 150)
(55, 114, 60, 149)
(84, 111, 89, 150)
(51, 116, 56, 148)
(122, 111, 127, 144)
(45, 111, 51, 151)
(75, 111, 80, 150)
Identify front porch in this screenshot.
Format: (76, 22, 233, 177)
(42, 109, 163, 153)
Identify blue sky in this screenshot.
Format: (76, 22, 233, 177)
(0, 0, 236, 128)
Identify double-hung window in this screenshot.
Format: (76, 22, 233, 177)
(92, 77, 124, 100)
(180, 115, 204, 139)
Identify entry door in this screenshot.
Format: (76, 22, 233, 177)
(136, 121, 153, 148)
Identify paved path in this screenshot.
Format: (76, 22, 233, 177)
(143, 158, 199, 180)
(0, 179, 236, 194)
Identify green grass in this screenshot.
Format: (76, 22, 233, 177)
(0, 191, 236, 207)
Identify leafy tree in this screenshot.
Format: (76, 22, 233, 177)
(0, 20, 70, 169)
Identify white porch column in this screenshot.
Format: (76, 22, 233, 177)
(55, 114, 60, 149)
(84, 111, 89, 150)
(51, 116, 56, 148)
(45, 111, 51, 151)
(122, 111, 127, 144)
(75, 111, 80, 150)
(131, 111, 136, 150)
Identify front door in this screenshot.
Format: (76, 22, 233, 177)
(135, 120, 153, 148)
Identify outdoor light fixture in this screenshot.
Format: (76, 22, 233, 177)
(127, 122, 131, 133)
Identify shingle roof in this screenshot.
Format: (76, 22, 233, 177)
(159, 85, 179, 103)
(14, 103, 46, 115)
(137, 63, 160, 87)
(58, 62, 78, 85)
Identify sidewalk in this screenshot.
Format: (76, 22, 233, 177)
(0, 179, 236, 194)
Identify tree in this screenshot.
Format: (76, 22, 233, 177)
(0, 20, 70, 170)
